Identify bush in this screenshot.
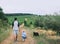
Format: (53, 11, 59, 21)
(34, 16, 60, 34)
(0, 7, 8, 29)
(24, 20, 27, 26)
(30, 21, 32, 25)
(34, 18, 44, 28)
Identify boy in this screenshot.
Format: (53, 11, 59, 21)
(12, 18, 20, 41)
(22, 31, 27, 41)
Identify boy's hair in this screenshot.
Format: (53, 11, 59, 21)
(23, 31, 25, 32)
(14, 18, 17, 20)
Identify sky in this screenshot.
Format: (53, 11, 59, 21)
(0, 0, 60, 15)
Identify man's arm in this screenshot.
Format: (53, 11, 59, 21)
(18, 22, 20, 32)
(18, 22, 20, 27)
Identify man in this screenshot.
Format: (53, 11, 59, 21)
(12, 18, 20, 41)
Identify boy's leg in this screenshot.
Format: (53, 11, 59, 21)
(22, 38, 25, 41)
(22, 37, 26, 41)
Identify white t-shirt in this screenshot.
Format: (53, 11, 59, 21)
(13, 20, 19, 30)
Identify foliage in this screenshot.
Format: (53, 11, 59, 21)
(5, 13, 60, 33)
(6, 15, 35, 26)
(34, 15, 60, 32)
(0, 7, 9, 43)
(24, 20, 27, 26)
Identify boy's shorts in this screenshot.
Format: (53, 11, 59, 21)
(13, 30, 18, 35)
(22, 36, 27, 39)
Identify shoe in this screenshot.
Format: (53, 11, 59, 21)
(22, 39, 25, 41)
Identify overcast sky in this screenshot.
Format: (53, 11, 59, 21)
(0, 0, 60, 15)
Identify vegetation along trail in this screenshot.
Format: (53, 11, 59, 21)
(1, 23, 35, 44)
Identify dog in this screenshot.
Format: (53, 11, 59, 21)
(33, 32, 39, 36)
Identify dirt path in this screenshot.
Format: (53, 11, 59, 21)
(1, 24, 35, 44)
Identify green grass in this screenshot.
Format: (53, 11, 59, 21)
(38, 41, 45, 44)
(6, 15, 60, 27)
(0, 20, 10, 43)
(34, 34, 47, 44)
(47, 39, 60, 44)
(6, 15, 35, 25)
(0, 29, 10, 42)
(33, 30, 60, 44)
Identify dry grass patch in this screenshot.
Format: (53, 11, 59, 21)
(46, 36, 60, 40)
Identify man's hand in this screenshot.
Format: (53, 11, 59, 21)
(19, 29, 20, 32)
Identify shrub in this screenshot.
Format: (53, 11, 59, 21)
(24, 20, 27, 26)
(34, 18, 44, 28)
(34, 15, 60, 34)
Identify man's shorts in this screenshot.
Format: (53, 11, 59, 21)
(13, 30, 18, 35)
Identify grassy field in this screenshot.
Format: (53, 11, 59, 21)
(0, 15, 60, 44)
(0, 19, 10, 43)
(0, 29, 10, 42)
(6, 15, 35, 25)
(0, 26, 10, 43)
(6, 15, 60, 27)
(25, 26, 60, 44)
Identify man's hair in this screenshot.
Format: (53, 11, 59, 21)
(14, 18, 17, 20)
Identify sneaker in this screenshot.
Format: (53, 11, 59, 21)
(22, 39, 25, 41)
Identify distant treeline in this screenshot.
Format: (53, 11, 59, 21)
(5, 13, 33, 16)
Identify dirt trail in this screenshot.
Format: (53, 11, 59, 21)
(1, 23, 35, 44)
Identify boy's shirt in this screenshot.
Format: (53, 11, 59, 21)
(22, 32, 26, 37)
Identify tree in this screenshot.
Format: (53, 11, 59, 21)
(0, 7, 8, 26)
(0, 7, 8, 22)
(0, 7, 4, 19)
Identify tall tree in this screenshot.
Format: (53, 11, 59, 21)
(0, 7, 4, 20)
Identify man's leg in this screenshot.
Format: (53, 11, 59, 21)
(14, 31, 17, 41)
(13, 34, 16, 41)
(13, 31, 16, 41)
(16, 33, 18, 41)
(16, 30, 18, 41)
